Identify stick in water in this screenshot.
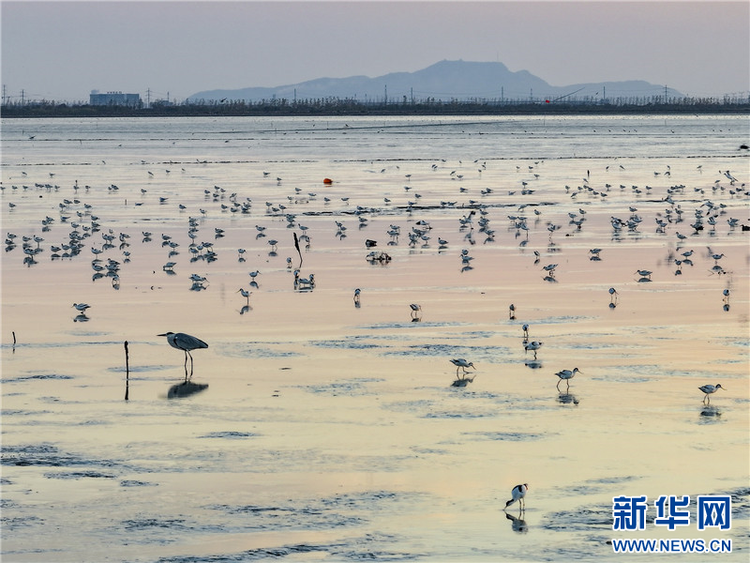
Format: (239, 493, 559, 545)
(293, 232, 303, 267)
(124, 341, 130, 401)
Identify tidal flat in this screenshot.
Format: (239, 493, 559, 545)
(1, 115, 749, 562)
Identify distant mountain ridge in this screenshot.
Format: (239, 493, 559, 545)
(188, 60, 682, 103)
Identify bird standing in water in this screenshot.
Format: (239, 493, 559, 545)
(555, 367, 582, 391)
(504, 483, 528, 511)
(450, 358, 475, 378)
(158, 331, 208, 378)
(699, 384, 724, 404)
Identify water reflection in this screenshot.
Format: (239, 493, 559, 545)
(450, 375, 478, 388)
(504, 511, 528, 533)
(699, 405, 722, 422)
(167, 380, 209, 399)
(557, 392, 580, 405)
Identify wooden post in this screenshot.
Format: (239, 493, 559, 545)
(124, 341, 130, 401)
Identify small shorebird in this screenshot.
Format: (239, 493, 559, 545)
(73, 303, 91, 313)
(409, 303, 421, 319)
(699, 384, 724, 404)
(237, 288, 251, 305)
(524, 340, 543, 359)
(450, 358, 475, 378)
(504, 483, 528, 511)
(555, 367, 582, 391)
(353, 288, 361, 305)
(158, 331, 208, 377)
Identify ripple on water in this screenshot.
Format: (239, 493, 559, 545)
(221, 342, 304, 359)
(2, 373, 74, 383)
(384, 343, 511, 361)
(300, 377, 384, 397)
(197, 431, 259, 439)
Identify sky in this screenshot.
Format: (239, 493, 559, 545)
(2, 1, 749, 104)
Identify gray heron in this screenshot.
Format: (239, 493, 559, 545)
(158, 332, 208, 377)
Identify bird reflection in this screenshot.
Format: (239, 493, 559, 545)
(699, 405, 722, 421)
(167, 380, 209, 399)
(557, 392, 580, 405)
(451, 375, 478, 387)
(504, 511, 528, 533)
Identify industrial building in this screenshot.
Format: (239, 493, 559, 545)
(89, 90, 141, 107)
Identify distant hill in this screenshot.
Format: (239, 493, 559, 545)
(188, 60, 682, 103)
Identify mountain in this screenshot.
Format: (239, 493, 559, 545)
(187, 60, 682, 103)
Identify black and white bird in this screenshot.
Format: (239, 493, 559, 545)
(555, 367, 582, 391)
(504, 483, 529, 511)
(699, 384, 724, 404)
(450, 358, 475, 377)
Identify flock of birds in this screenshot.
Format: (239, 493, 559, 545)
(5, 159, 743, 392)
(0, 129, 750, 524)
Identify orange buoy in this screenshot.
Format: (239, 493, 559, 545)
(323, 178, 333, 184)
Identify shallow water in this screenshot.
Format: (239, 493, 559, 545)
(2, 115, 749, 562)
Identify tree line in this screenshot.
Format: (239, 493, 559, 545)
(2, 94, 749, 117)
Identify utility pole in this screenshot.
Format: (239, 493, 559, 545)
(146, 88, 151, 108)
(664, 85, 668, 103)
(1, 84, 6, 105)
(384, 85, 387, 105)
(20, 89, 25, 105)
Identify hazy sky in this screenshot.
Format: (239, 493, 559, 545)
(2, 1, 748, 103)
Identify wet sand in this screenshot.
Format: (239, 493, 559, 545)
(1, 116, 749, 561)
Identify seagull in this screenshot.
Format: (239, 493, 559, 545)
(409, 303, 421, 318)
(699, 384, 724, 404)
(72, 303, 91, 313)
(504, 483, 528, 511)
(450, 358, 475, 378)
(555, 367, 582, 391)
(158, 331, 208, 377)
(353, 288, 361, 305)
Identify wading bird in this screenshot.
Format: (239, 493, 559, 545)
(555, 367, 582, 391)
(524, 340, 543, 359)
(504, 483, 528, 512)
(450, 358, 475, 378)
(237, 288, 251, 305)
(699, 384, 724, 404)
(158, 331, 208, 378)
